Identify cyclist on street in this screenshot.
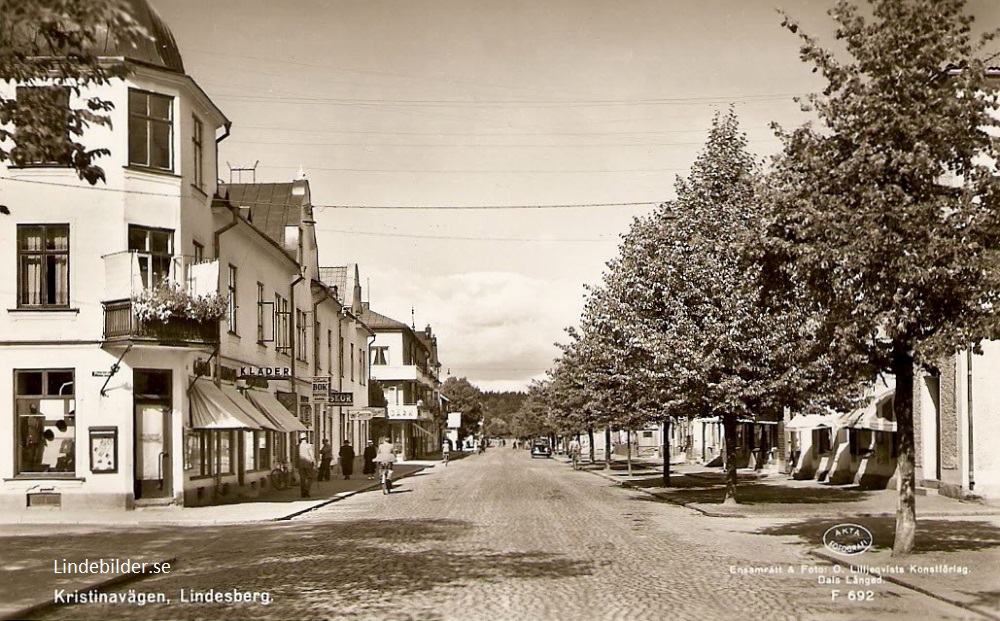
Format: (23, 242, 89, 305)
(442, 438, 451, 466)
(568, 437, 582, 469)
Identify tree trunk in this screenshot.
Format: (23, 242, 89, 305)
(663, 417, 671, 487)
(722, 412, 739, 505)
(892, 345, 917, 557)
(627, 428, 633, 476)
(604, 427, 612, 470)
(588, 425, 595, 464)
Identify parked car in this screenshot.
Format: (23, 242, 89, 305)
(531, 441, 552, 459)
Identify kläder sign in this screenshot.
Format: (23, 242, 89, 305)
(239, 367, 291, 379)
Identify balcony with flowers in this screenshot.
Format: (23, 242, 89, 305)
(102, 252, 223, 346)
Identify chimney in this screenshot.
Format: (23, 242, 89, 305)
(351, 264, 363, 314)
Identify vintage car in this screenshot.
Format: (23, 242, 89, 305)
(530, 440, 553, 459)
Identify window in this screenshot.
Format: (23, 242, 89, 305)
(227, 264, 237, 334)
(13, 86, 70, 166)
(315, 321, 322, 373)
(192, 115, 204, 191)
(849, 429, 874, 456)
(327, 329, 333, 374)
(814, 428, 832, 455)
(218, 431, 233, 474)
(257, 283, 265, 344)
(15, 369, 75, 475)
(359, 348, 366, 385)
(296, 309, 308, 362)
(128, 225, 174, 288)
(350, 345, 355, 382)
(275, 294, 290, 354)
(128, 89, 173, 171)
(340, 337, 345, 377)
(372, 347, 388, 366)
(17, 224, 69, 308)
(192, 241, 204, 264)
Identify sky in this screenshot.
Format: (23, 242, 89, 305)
(153, 0, 1000, 393)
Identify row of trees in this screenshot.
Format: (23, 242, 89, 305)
(515, 0, 1000, 557)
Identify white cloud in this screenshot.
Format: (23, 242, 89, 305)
(365, 268, 586, 391)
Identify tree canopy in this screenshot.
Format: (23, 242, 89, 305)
(769, 0, 1000, 555)
(0, 0, 148, 188)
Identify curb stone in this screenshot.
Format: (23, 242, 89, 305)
(273, 465, 428, 521)
(1, 557, 178, 621)
(808, 550, 999, 621)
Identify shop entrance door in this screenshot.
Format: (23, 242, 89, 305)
(134, 370, 172, 500)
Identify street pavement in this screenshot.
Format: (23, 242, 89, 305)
(1, 449, 996, 621)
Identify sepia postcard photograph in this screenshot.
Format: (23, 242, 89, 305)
(0, 0, 999, 620)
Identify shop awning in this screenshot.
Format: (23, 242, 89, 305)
(219, 384, 279, 431)
(190, 380, 262, 430)
(786, 414, 834, 431)
(412, 421, 437, 438)
(246, 389, 307, 433)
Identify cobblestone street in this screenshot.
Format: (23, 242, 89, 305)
(33, 450, 988, 621)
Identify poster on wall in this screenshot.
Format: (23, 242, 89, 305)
(89, 427, 118, 474)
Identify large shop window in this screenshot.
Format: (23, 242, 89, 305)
(15, 369, 76, 475)
(128, 225, 174, 288)
(17, 224, 70, 308)
(129, 90, 173, 171)
(12, 86, 71, 166)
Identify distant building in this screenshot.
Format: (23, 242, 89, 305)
(358, 305, 442, 459)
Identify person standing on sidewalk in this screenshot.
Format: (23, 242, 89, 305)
(317, 439, 333, 482)
(442, 438, 451, 466)
(362, 440, 377, 479)
(298, 435, 315, 498)
(339, 440, 356, 480)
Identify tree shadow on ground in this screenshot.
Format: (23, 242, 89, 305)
(757, 517, 1000, 553)
(964, 590, 1000, 613)
(623, 474, 876, 505)
(26, 518, 595, 620)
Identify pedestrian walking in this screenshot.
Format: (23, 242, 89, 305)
(317, 439, 333, 481)
(298, 435, 315, 498)
(339, 440, 356, 480)
(362, 439, 377, 479)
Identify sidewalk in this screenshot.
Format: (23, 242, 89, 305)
(0, 461, 433, 526)
(576, 457, 1000, 620)
(0, 461, 438, 620)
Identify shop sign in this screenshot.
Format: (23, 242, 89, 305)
(329, 391, 354, 406)
(348, 408, 384, 421)
(387, 405, 419, 420)
(447, 412, 462, 429)
(239, 366, 291, 380)
(312, 377, 330, 403)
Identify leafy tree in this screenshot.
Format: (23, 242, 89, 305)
(614, 109, 850, 503)
(368, 379, 388, 408)
(440, 376, 483, 441)
(770, 0, 1000, 556)
(0, 0, 148, 192)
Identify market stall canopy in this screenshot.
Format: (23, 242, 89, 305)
(246, 389, 307, 433)
(786, 414, 834, 431)
(190, 379, 262, 430)
(831, 379, 896, 431)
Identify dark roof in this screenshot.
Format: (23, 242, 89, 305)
(319, 266, 348, 303)
(13, 0, 187, 74)
(359, 307, 411, 332)
(221, 183, 304, 250)
(117, 0, 185, 73)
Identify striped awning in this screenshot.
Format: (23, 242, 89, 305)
(219, 384, 279, 431)
(190, 380, 262, 430)
(246, 389, 307, 433)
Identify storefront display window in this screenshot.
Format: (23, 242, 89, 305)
(15, 369, 75, 475)
(219, 431, 232, 474)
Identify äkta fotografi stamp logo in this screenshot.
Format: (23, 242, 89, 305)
(822, 524, 874, 556)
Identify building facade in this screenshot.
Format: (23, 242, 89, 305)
(359, 306, 442, 459)
(0, 1, 231, 509)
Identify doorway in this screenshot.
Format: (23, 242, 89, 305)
(134, 370, 172, 500)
